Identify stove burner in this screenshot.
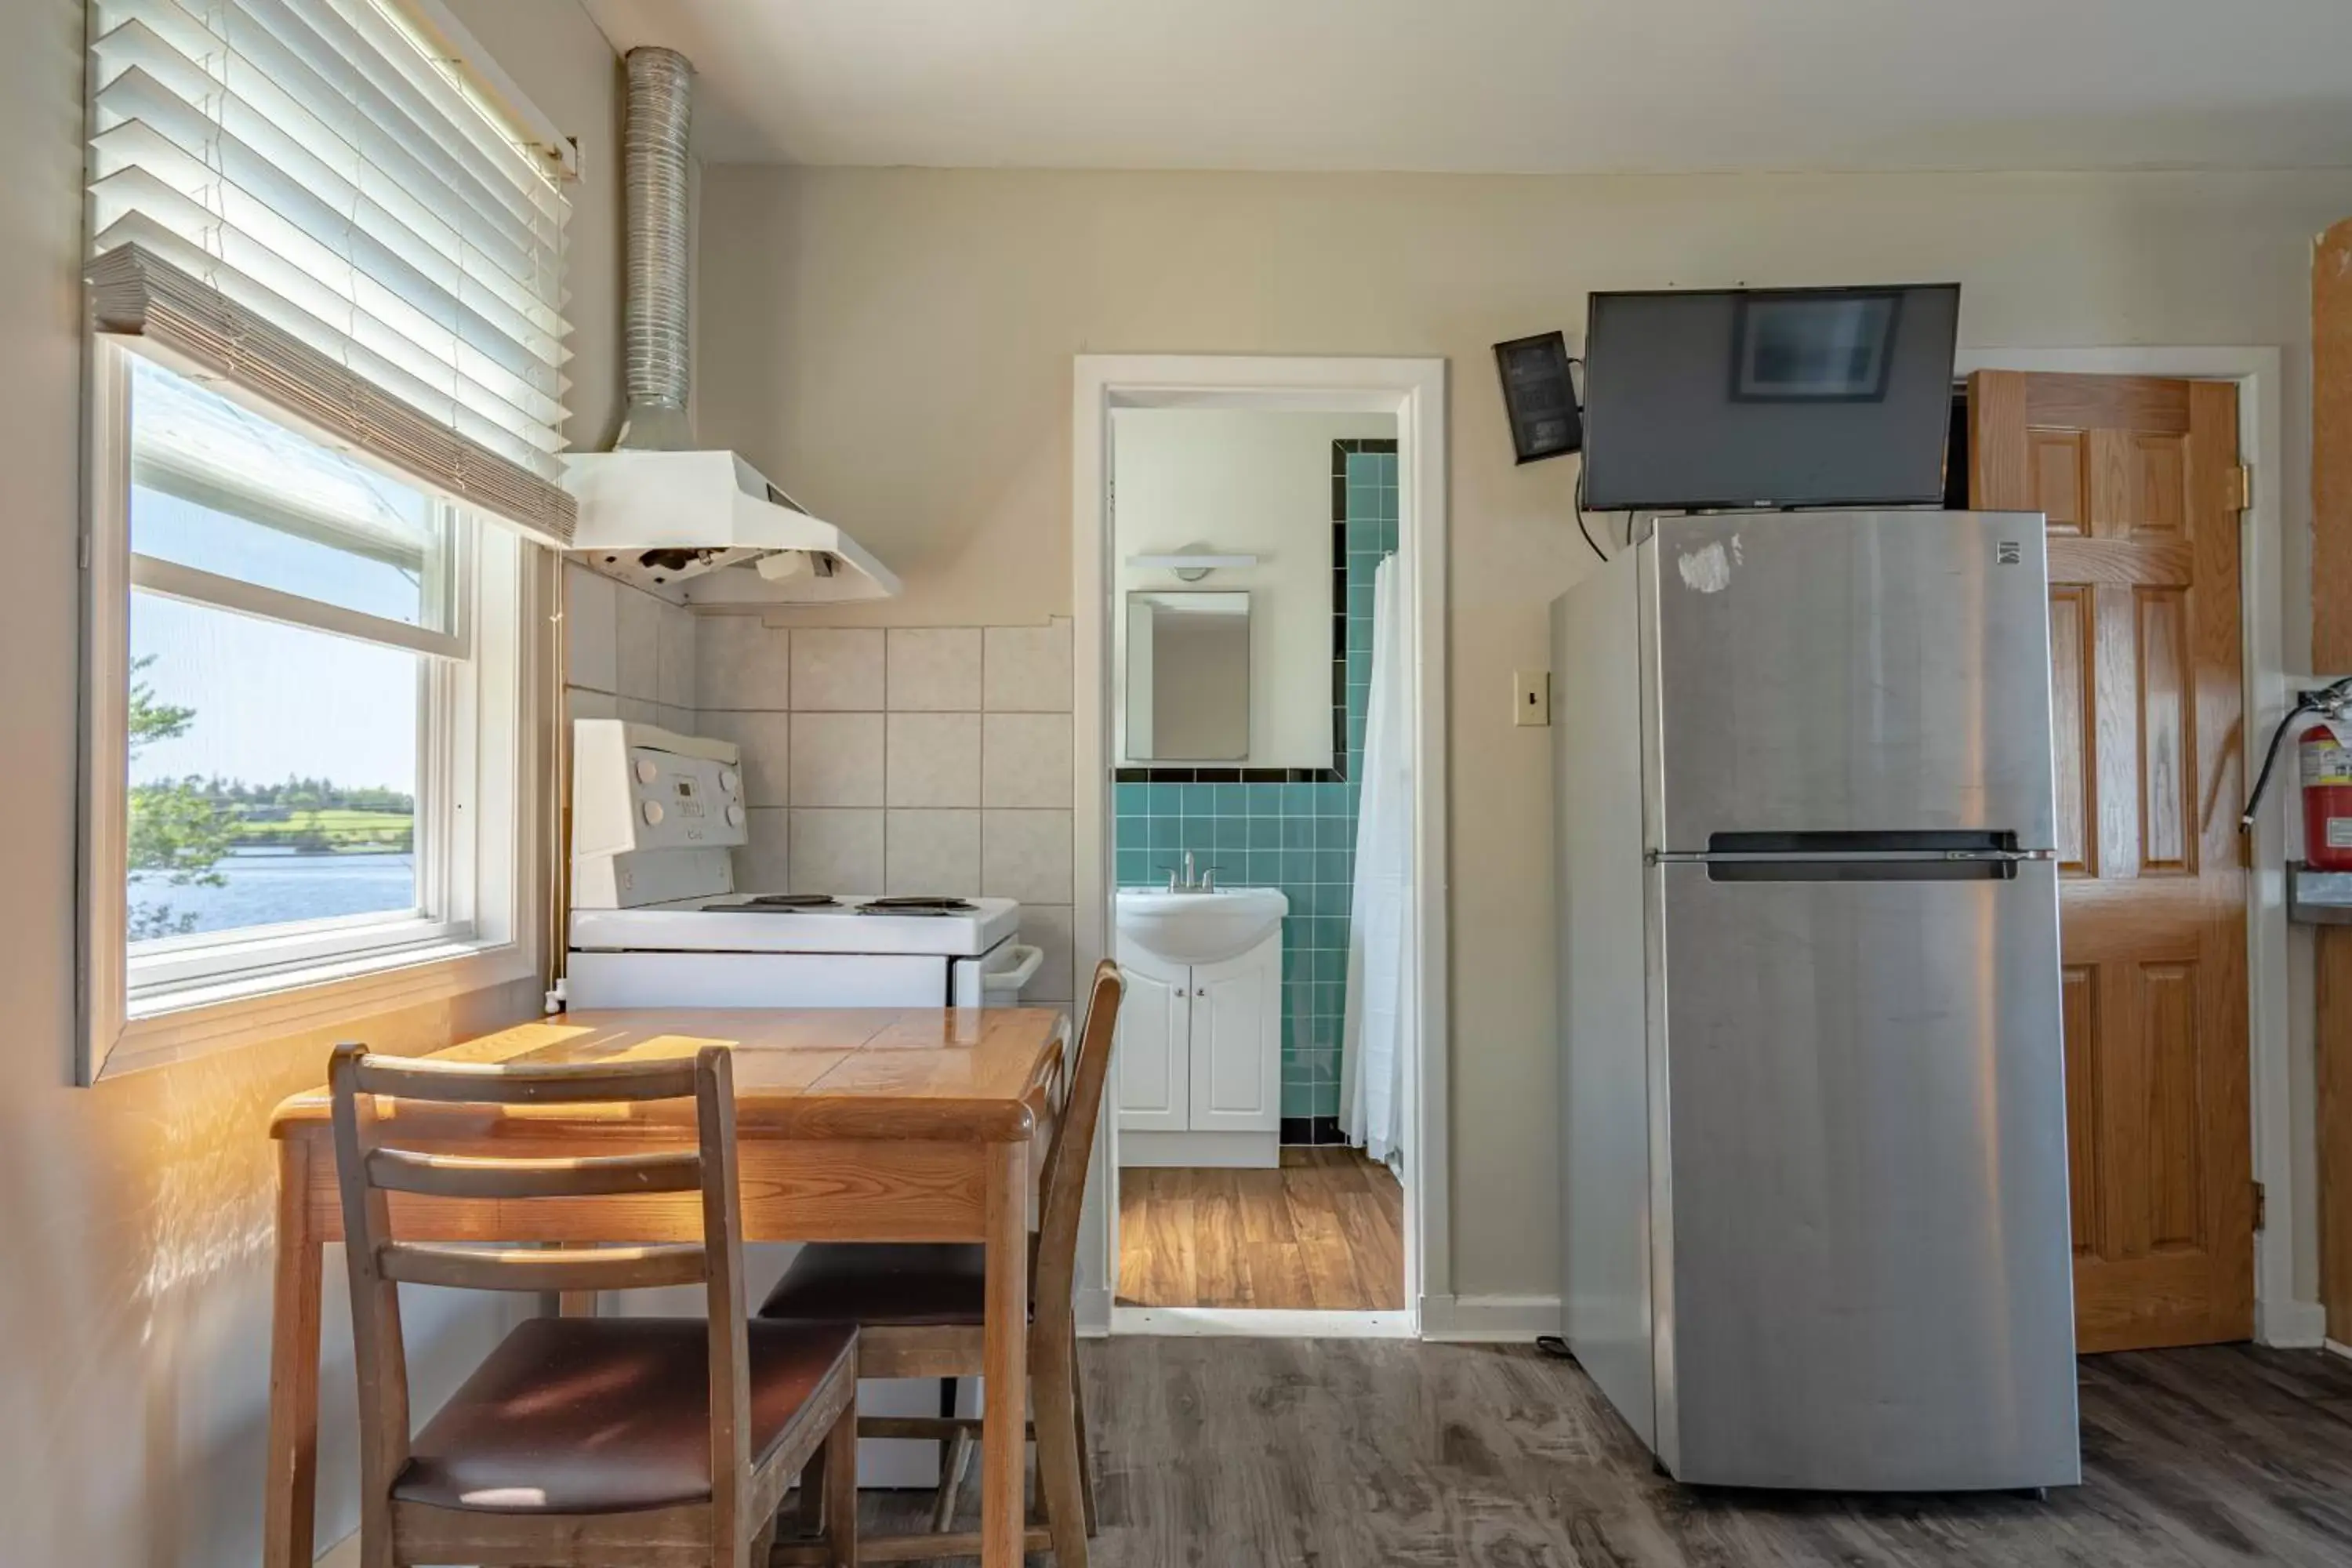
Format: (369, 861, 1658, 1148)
(858, 896, 977, 916)
(735, 894, 840, 909)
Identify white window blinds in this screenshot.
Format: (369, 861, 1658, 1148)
(86, 0, 575, 543)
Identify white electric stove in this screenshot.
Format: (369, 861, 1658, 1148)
(568, 892, 1034, 1010)
(562, 720, 1039, 1011)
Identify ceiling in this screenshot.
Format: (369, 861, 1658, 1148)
(577, 0, 2352, 174)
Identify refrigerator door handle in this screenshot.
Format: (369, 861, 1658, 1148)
(1650, 848, 2057, 865)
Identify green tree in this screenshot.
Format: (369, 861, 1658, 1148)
(126, 655, 234, 940)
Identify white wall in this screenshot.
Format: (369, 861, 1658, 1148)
(692, 162, 2352, 1310)
(0, 2, 626, 1563)
(1111, 408, 1392, 767)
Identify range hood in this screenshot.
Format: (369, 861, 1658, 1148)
(564, 449, 902, 604)
(562, 49, 898, 604)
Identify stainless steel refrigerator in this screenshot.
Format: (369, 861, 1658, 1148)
(1552, 509, 2080, 1492)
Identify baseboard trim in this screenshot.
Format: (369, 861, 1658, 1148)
(2326, 1338, 2352, 1363)
(2258, 1296, 2330, 1349)
(1112, 1305, 1417, 1338)
(1116, 1128, 1279, 1167)
(1418, 1293, 1562, 1343)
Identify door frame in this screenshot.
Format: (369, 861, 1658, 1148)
(1069, 354, 1450, 1338)
(1958, 345, 2316, 1348)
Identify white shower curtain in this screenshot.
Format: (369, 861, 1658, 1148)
(1341, 555, 1412, 1171)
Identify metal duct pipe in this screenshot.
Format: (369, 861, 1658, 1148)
(616, 46, 695, 450)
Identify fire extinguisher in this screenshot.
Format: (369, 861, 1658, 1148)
(2244, 675, 2352, 859)
(2301, 720, 2352, 869)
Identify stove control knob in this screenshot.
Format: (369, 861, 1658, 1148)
(726, 803, 746, 828)
(719, 768, 742, 796)
(641, 799, 664, 826)
(634, 757, 659, 786)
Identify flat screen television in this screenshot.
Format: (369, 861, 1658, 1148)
(1580, 282, 1961, 512)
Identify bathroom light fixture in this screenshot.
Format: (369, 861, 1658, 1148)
(1127, 546, 1259, 582)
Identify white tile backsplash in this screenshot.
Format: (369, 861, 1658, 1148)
(981, 809, 1073, 903)
(564, 565, 619, 694)
(789, 808, 883, 895)
(884, 809, 982, 896)
(792, 628, 886, 710)
(565, 686, 619, 724)
(789, 711, 885, 806)
(983, 621, 1073, 713)
(699, 711, 790, 807)
(658, 604, 698, 709)
(886, 711, 981, 808)
(982, 712, 1074, 808)
(1021, 903, 1075, 1005)
(887, 626, 982, 711)
(698, 615, 789, 711)
(706, 619, 1080, 916)
(733, 806, 792, 891)
(615, 583, 662, 702)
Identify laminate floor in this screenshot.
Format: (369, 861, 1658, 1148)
(855, 1338, 2352, 1566)
(1117, 1148, 1404, 1311)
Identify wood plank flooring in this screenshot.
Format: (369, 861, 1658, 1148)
(863, 1339, 2352, 1566)
(1117, 1148, 1404, 1311)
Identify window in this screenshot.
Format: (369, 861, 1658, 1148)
(85, 350, 542, 1076)
(127, 354, 444, 951)
(80, 0, 570, 1078)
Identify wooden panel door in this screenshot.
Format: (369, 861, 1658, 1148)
(1969, 370, 2253, 1352)
(1112, 942, 1189, 1133)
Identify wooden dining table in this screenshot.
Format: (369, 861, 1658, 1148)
(263, 1004, 1071, 1568)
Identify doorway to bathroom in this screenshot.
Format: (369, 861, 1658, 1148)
(1072, 357, 1449, 1338)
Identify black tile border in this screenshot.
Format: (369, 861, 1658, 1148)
(1279, 1115, 1350, 1148)
(1118, 439, 1395, 787)
(1113, 765, 1337, 784)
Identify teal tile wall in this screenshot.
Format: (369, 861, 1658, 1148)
(1114, 448, 1398, 1121)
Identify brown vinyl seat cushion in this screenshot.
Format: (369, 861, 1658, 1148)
(758, 1242, 1035, 1327)
(393, 1316, 856, 1515)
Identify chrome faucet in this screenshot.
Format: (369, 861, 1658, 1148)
(1163, 851, 1219, 892)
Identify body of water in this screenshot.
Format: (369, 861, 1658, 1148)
(131, 850, 417, 939)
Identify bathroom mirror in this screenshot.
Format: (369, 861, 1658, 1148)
(1125, 591, 1251, 761)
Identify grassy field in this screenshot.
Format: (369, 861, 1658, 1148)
(231, 808, 413, 854)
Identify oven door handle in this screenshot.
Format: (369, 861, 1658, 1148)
(980, 943, 1045, 994)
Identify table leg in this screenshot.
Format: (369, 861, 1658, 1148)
(980, 1138, 1029, 1568)
(264, 1137, 325, 1568)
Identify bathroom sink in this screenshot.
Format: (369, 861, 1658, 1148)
(1116, 886, 1289, 967)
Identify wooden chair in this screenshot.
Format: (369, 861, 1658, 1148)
(328, 1043, 862, 1568)
(763, 961, 1127, 1566)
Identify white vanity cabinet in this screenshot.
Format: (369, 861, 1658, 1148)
(1114, 927, 1282, 1167)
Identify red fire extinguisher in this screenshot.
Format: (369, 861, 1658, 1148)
(2301, 720, 2352, 870)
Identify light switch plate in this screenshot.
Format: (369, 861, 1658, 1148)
(1514, 670, 1551, 727)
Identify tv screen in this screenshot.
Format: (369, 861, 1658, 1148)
(1580, 283, 1961, 512)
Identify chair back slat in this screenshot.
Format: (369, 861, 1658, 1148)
(378, 1240, 709, 1293)
(364, 1145, 705, 1200)
(328, 1040, 751, 1550)
(352, 1051, 700, 1104)
(1035, 961, 1125, 1312)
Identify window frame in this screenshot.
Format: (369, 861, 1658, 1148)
(80, 340, 544, 1081)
